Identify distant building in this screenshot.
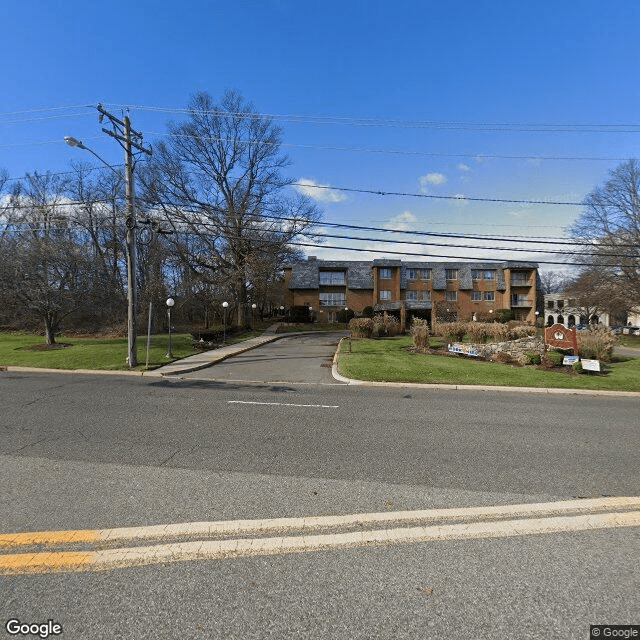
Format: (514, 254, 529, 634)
(284, 257, 538, 326)
(543, 292, 609, 328)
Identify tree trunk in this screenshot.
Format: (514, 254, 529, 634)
(44, 313, 57, 345)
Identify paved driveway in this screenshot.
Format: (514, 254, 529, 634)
(180, 331, 349, 384)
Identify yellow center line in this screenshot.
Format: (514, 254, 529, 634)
(1, 510, 639, 575)
(2, 497, 639, 549)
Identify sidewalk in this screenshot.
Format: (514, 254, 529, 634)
(153, 323, 285, 376)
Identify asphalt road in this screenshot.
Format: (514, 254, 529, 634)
(1, 337, 639, 638)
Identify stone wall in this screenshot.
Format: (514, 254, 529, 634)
(450, 336, 544, 363)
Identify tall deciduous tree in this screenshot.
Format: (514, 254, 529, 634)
(570, 159, 640, 303)
(141, 90, 321, 326)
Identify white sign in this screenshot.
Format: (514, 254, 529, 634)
(563, 356, 580, 366)
(448, 344, 479, 357)
(582, 359, 601, 372)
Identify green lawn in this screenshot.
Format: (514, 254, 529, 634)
(338, 336, 640, 392)
(0, 333, 200, 371)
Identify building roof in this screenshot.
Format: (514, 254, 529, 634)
(287, 258, 536, 290)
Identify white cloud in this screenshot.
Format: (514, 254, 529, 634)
(384, 211, 417, 231)
(295, 178, 347, 203)
(419, 173, 447, 192)
(457, 163, 471, 172)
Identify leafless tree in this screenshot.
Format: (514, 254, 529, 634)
(570, 159, 640, 303)
(140, 90, 321, 327)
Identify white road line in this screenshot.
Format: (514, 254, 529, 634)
(4, 510, 639, 574)
(3, 497, 639, 548)
(228, 400, 339, 408)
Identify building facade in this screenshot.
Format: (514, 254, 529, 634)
(543, 293, 609, 328)
(284, 257, 538, 326)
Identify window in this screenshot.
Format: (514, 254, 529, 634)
(419, 290, 432, 301)
(547, 300, 554, 309)
(405, 291, 418, 301)
(484, 291, 495, 302)
(557, 299, 564, 309)
(445, 291, 458, 302)
(471, 291, 483, 302)
(420, 268, 432, 280)
(379, 290, 392, 300)
(319, 271, 345, 285)
(446, 269, 458, 281)
(319, 292, 346, 306)
(379, 268, 392, 279)
(472, 269, 496, 280)
(407, 268, 417, 280)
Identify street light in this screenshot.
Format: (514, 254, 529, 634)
(251, 303, 257, 330)
(165, 298, 175, 358)
(64, 134, 139, 367)
(222, 301, 229, 344)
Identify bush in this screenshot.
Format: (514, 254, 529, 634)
(289, 306, 312, 323)
(348, 317, 374, 338)
(493, 309, 513, 323)
(372, 313, 400, 337)
(410, 318, 430, 349)
(542, 350, 564, 367)
(523, 352, 542, 365)
(435, 321, 467, 342)
(577, 325, 618, 362)
(509, 324, 537, 340)
(467, 322, 492, 344)
(362, 306, 374, 318)
(572, 361, 583, 374)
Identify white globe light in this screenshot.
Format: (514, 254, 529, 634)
(166, 298, 175, 307)
(222, 301, 229, 308)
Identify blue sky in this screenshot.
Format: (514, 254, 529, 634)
(2, 0, 639, 271)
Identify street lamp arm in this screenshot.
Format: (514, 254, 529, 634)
(64, 136, 122, 178)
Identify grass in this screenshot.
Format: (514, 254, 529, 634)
(0, 332, 203, 371)
(338, 336, 640, 392)
(618, 334, 640, 348)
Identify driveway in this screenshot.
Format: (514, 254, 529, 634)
(180, 331, 349, 384)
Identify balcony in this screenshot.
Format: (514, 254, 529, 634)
(510, 275, 531, 287)
(511, 296, 532, 307)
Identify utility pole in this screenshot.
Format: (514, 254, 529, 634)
(97, 104, 152, 367)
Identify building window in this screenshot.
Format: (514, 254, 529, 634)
(547, 300, 554, 309)
(319, 293, 346, 307)
(472, 269, 496, 280)
(319, 271, 345, 285)
(557, 299, 564, 309)
(405, 291, 418, 301)
(445, 269, 458, 281)
(484, 291, 495, 302)
(471, 291, 483, 302)
(379, 267, 392, 279)
(419, 290, 432, 301)
(420, 268, 431, 280)
(379, 290, 392, 300)
(445, 291, 458, 302)
(407, 268, 417, 280)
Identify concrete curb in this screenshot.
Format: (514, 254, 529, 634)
(332, 337, 640, 398)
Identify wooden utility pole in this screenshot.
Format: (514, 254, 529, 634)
(98, 105, 151, 367)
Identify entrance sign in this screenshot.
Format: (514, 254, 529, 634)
(544, 323, 578, 352)
(582, 359, 601, 372)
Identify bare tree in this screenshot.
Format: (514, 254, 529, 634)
(140, 90, 321, 327)
(570, 159, 640, 302)
(7, 172, 109, 343)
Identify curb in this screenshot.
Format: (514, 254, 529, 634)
(331, 337, 640, 398)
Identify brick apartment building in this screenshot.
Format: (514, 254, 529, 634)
(284, 257, 539, 327)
